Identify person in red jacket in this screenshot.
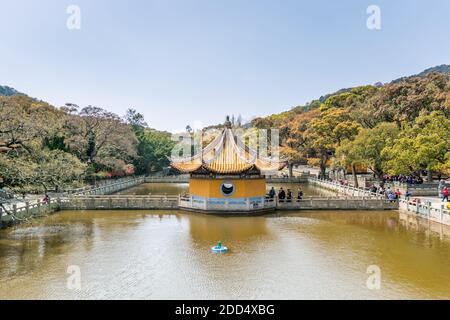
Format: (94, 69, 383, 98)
(442, 186, 449, 202)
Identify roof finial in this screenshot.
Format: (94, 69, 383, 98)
(224, 115, 232, 129)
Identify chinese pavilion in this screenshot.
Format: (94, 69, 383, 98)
(171, 118, 285, 214)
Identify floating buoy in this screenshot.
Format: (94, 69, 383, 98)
(211, 241, 228, 253)
(211, 246, 228, 253)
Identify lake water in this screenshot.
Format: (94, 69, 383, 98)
(1, 208, 449, 299)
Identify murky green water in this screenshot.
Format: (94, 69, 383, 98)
(1, 209, 449, 299)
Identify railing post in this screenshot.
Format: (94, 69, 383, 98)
(37, 199, 42, 215)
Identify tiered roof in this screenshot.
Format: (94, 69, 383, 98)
(171, 124, 285, 175)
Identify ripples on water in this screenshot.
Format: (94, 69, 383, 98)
(1, 207, 449, 300)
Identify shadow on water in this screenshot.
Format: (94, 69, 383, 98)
(187, 213, 270, 243)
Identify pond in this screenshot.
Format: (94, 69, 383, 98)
(1, 209, 449, 299)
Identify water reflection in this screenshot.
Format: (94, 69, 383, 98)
(187, 214, 270, 243)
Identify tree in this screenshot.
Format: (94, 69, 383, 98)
(0, 95, 86, 192)
(305, 108, 361, 178)
(0, 143, 85, 192)
(124, 108, 174, 175)
(279, 110, 319, 177)
(373, 73, 449, 125)
(64, 105, 137, 175)
(382, 111, 450, 180)
(133, 129, 175, 174)
(336, 123, 399, 183)
(125, 108, 148, 131)
(0, 95, 63, 153)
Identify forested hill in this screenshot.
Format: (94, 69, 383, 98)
(252, 65, 450, 181)
(392, 64, 450, 83)
(0, 85, 21, 96)
(0, 96, 175, 193)
(314, 64, 450, 104)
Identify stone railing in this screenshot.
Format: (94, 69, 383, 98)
(67, 176, 145, 196)
(266, 175, 309, 183)
(399, 199, 450, 226)
(276, 197, 397, 210)
(178, 194, 396, 211)
(384, 182, 440, 197)
(144, 175, 189, 183)
(1, 198, 62, 228)
(61, 195, 179, 210)
(308, 177, 385, 199)
(179, 195, 276, 212)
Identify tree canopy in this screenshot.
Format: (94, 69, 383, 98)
(0, 97, 175, 192)
(252, 72, 450, 180)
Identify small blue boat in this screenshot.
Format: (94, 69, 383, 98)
(211, 241, 228, 253)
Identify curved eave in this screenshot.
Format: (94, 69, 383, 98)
(203, 163, 254, 174)
(170, 162, 203, 173)
(255, 159, 288, 173)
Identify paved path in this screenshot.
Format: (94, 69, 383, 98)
(415, 196, 449, 209)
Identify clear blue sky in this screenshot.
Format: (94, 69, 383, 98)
(1, 0, 449, 132)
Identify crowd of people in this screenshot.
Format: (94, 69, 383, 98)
(268, 187, 303, 202)
(382, 174, 423, 184)
(368, 179, 449, 203)
(367, 185, 405, 202)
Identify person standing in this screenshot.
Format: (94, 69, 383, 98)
(278, 188, 286, 201)
(268, 187, 276, 199)
(405, 190, 412, 201)
(43, 194, 50, 205)
(286, 189, 293, 202)
(442, 186, 449, 202)
(438, 179, 445, 198)
(297, 188, 303, 201)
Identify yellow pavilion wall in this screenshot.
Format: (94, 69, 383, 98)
(189, 178, 266, 199)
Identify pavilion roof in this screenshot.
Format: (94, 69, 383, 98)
(170, 127, 285, 175)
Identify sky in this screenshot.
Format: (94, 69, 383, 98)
(1, 0, 449, 132)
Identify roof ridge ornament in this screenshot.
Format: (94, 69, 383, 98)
(224, 115, 232, 129)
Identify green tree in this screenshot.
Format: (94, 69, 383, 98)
(125, 108, 174, 174)
(64, 105, 137, 175)
(336, 123, 399, 183)
(305, 108, 361, 178)
(133, 130, 175, 174)
(382, 111, 450, 180)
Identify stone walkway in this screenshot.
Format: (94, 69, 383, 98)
(416, 196, 449, 209)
